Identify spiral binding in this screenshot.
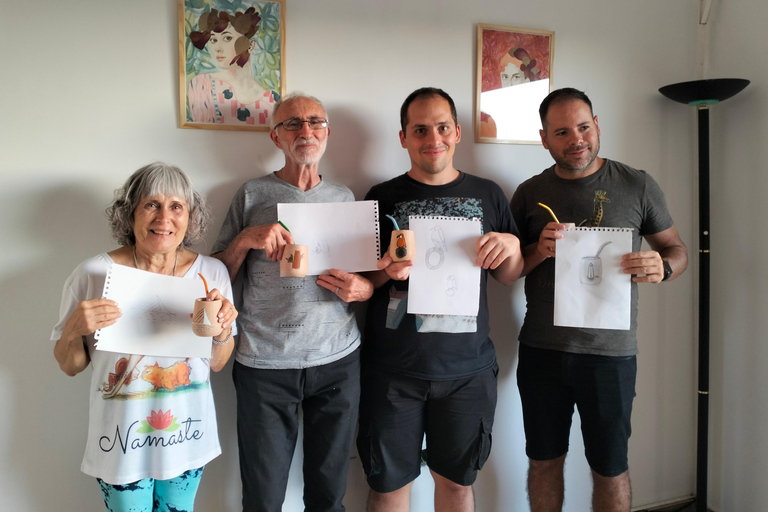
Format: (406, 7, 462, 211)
(94, 264, 117, 342)
(372, 201, 381, 259)
(410, 215, 479, 222)
(566, 227, 633, 232)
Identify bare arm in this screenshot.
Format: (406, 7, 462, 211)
(212, 223, 293, 281)
(621, 225, 688, 283)
(362, 269, 392, 290)
(54, 298, 121, 376)
(206, 288, 238, 372)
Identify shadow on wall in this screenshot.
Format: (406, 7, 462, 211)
(322, 106, 380, 199)
(457, 123, 526, 511)
(3, 183, 117, 510)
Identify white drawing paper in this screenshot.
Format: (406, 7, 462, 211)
(554, 227, 633, 330)
(95, 264, 212, 358)
(277, 201, 380, 275)
(407, 216, 482, 316)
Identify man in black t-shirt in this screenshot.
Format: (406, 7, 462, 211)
(357, 87, 523, 512)
(510, 88, 688, 512)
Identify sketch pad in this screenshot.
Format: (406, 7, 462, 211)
(407, 216, 482, 316)
(95, 264, 212, 358)
(277, 201, 380, 275)
(554, 227, 632, 330)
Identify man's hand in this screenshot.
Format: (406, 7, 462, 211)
(475, 232, 519, 269)
(621, 250, 664, 283)
(317, 270, 374, 303)
(235, 223, 293, 262)
(376, 252, 413, 281)
(536, 222, 568, 258)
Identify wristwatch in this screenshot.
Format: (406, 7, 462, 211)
(661, 260, 673, 281)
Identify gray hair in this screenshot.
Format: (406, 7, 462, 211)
(270, 92, 328, 129)
(106, 162, 211, 248)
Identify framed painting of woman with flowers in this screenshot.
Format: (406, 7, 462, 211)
(179, 0, 285, 131)
(475, 24, 554, 144)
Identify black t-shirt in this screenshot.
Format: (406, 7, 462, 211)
(364, 172, 518, 380)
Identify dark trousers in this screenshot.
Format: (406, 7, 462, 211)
(232, 349, 360, 512)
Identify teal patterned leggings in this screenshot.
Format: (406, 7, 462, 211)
(97, 467, 203, 512)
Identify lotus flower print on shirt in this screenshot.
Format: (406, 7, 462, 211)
(137, 409, 181, 433)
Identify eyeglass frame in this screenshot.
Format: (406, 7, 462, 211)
(273, 117, 329, 131)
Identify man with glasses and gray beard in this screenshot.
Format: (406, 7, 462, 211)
(213, 93, 373, 512)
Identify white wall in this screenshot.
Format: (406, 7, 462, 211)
(0, 1, 707, 510)
(705, 1, 768, 511)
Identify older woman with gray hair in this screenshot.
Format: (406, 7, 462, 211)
(51, 162, 237, 512)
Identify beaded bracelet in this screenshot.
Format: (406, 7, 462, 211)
(212, 329, 233, 345)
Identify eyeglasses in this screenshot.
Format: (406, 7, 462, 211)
(274, 117, 329, 131)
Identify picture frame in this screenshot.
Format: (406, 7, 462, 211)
(178, 0, 286, 131)
(475, 24, 555, 145)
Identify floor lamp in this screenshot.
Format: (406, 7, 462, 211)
(658, 78, 749, 512)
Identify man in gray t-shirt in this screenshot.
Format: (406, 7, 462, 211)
(510, 88, 688, 512)
(212, 94, 373, 512)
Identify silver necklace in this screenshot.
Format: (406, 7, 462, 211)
(133, 246, 177, 276)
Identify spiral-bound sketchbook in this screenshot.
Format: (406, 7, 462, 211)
(554, 227, 633, 330)
(277, 200, 380, 275)
(95, 264, 212, 358)
(407, 215, 482, 316)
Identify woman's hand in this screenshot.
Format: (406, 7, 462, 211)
(65, 298, 122, 338)
(55, 299, 121, 376)
(206, 289, 238, 332)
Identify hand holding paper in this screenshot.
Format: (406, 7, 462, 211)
(621, 250, 665, 283)
(475, 231, 519, 269)
(63, 298, 121, 338)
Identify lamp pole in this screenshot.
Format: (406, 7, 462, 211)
(659, 78, 748, 512)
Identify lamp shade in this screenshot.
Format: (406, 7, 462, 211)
(659, 78, 750, 105)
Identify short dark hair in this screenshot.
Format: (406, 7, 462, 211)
(400, 87, 458, 133)
(539, 88, 594, 129)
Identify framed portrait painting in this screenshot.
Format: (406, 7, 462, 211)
(475, 24, 555, 144)
(179, 0, 285, 131)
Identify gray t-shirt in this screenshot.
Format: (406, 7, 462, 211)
(510, 159, 674, 356)
(213, 172, 360, 369)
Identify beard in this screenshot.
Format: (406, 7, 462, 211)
(289, 138, 327, 165)
(553, 139, 600, 173)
